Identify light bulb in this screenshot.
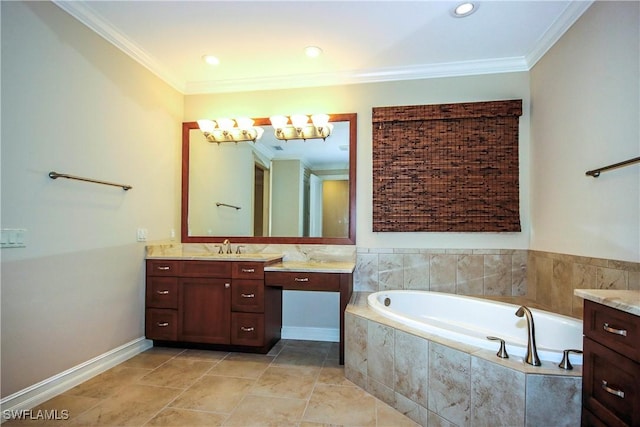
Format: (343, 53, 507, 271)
(291, 114, 310, 129)
(269, 115, 289, 129)
(235, 117, 254, 130)
(215, 118, 235, 131)
(197, 119, 216, 133)
(311, 114, 330, 127)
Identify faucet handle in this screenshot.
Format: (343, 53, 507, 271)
(486, 336, 509, 359)
(558, 349, 583, 370)
(215, 244, 223, 254)
(236, 245, 245, 254)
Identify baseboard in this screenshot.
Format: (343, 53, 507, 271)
(281, 326, 339, 342)
(0, 337, 152, 416)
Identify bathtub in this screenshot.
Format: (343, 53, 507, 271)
(367, 290, 583, 365)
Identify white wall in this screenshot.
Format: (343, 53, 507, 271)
(530, 1, 640, 263)
(1, 2, 182, 397)
(185, 72, 532, 250)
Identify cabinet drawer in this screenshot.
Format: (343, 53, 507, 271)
(583, 337, 640, 427)
(146, 309, 177, 341)
(146, 277, 178, 308)
(231, 313, 265, 346)
(265, 271, 340, 291)
(232, 262, 264, 279)
(231, 280, 264, 313)
(584, 300, 640, 362)
(180, 261, 231, 278)
(146, 260, 179, 276)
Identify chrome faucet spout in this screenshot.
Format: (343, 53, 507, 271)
(515, 306, 541, 366)
(222, 239, 232, 254)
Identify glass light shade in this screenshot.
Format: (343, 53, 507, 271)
(216, 118, 235, 130)
(311, 114, 330, 127)
(197, 119, 216, 133)
(255, 127, 265, 140)
(235, 117, 254, 130)
(291, 114, 310, 128)
(269, 115, 289, 129)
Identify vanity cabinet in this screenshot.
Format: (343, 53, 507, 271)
(581, 300, 640, 427)
(145, 259, 281, 353)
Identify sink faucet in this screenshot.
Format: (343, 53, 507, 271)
(222, 239, 232, 254)
(515, 306, 541, 366)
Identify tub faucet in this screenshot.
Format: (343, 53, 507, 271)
(515, 306, 541, 366)
(222, 239, 232, 254)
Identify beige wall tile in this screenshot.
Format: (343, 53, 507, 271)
(367, 321, 395, 388)
(430, 254, 457, 293)
(524, 375, 581, 427)
(394, 330, 429, 408)
(484, 255, 511, 296)
(471, 357, 525, 426)
(457, 254, 484, 295)
(379, 253, 404, 291)
(403, 253, 430, 290)
(429, 343, 471, 427)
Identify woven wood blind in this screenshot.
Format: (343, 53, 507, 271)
(372, 100, 523, 232)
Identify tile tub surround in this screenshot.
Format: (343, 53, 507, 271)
(345, 293, 582, 427)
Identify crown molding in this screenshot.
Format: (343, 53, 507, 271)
(525, 0, 594, 68)
(52, 0, 186, 93)
(53, 0, 592, 95)
(184, 57, 530, 94)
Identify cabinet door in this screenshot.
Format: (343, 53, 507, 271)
(178, 278, 231, 344)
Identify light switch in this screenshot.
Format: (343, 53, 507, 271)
(136, 228, 148, 242)
(1, 229, 27, 248)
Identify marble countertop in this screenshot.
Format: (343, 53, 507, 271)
(265, 261, 355, 274)
(574, 289, 640, 316)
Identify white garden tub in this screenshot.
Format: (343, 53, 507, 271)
(367, 290, 583, 365)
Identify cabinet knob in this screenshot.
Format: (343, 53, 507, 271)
(225, 283, 230, 288)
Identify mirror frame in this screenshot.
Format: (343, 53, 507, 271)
(181, 113, 357, 245)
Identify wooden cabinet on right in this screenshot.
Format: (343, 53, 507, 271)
(582, 300, 640, 427)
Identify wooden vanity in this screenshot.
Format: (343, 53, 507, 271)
(575, 290, 640, 427)
(145, 254, 354, 363)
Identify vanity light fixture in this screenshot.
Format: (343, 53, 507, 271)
(453, 2, 477, 17)
(197, 118, 264, 144)
(269, 114, 333, 141)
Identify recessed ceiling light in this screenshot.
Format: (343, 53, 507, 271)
(305, 46, 323, 58)
(453, 2, 477, 17)
(202, 55, 220, 66)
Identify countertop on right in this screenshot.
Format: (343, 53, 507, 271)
(574, 289, 640, 316)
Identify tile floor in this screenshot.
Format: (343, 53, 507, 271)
(5, 340, 418, 426)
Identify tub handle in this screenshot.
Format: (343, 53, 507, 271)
(558, 349, 583, 370)
(486, 336, 509, 359)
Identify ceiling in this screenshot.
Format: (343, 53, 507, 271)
(53, 1, 592, 95)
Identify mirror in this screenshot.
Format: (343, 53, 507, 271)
(181, 113, 356, 245)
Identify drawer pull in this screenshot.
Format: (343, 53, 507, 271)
(156, 290, 170, 295)
(241, 293, 255, 298)
(603, 323, 627, 337)
(241, 268, 255, 273)
(294, 277, 309, 282)
(225, 283, 230, 288)
(601, 380, 625, 399)
(240, 326, 255, 332)
(157, 266, 171, 271)
(157, 322, 169, 327)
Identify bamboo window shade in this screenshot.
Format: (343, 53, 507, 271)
(372, 100, 523, 232)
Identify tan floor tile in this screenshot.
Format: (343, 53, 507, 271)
(207, 353, 274, 379)
(251, 366, 319, 399)
(273, 347, 327, 367)
(68, 384, 180, 426)
(64, 366, 153, 399)
(35, 393, 101, 421)
(138, 358, 216, 389)
(145, 407, 228, 426)
(174, 348, 229, 362)
(376, 400, 421, 427)
(317, 360, 353, 386)
(303, 384, 377, 426)
(120, 347, 182, 369)
(224, 395, 306, 426)
(169, 375, 255, 413)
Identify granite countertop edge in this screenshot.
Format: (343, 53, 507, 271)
(574, 289, 640, 316)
